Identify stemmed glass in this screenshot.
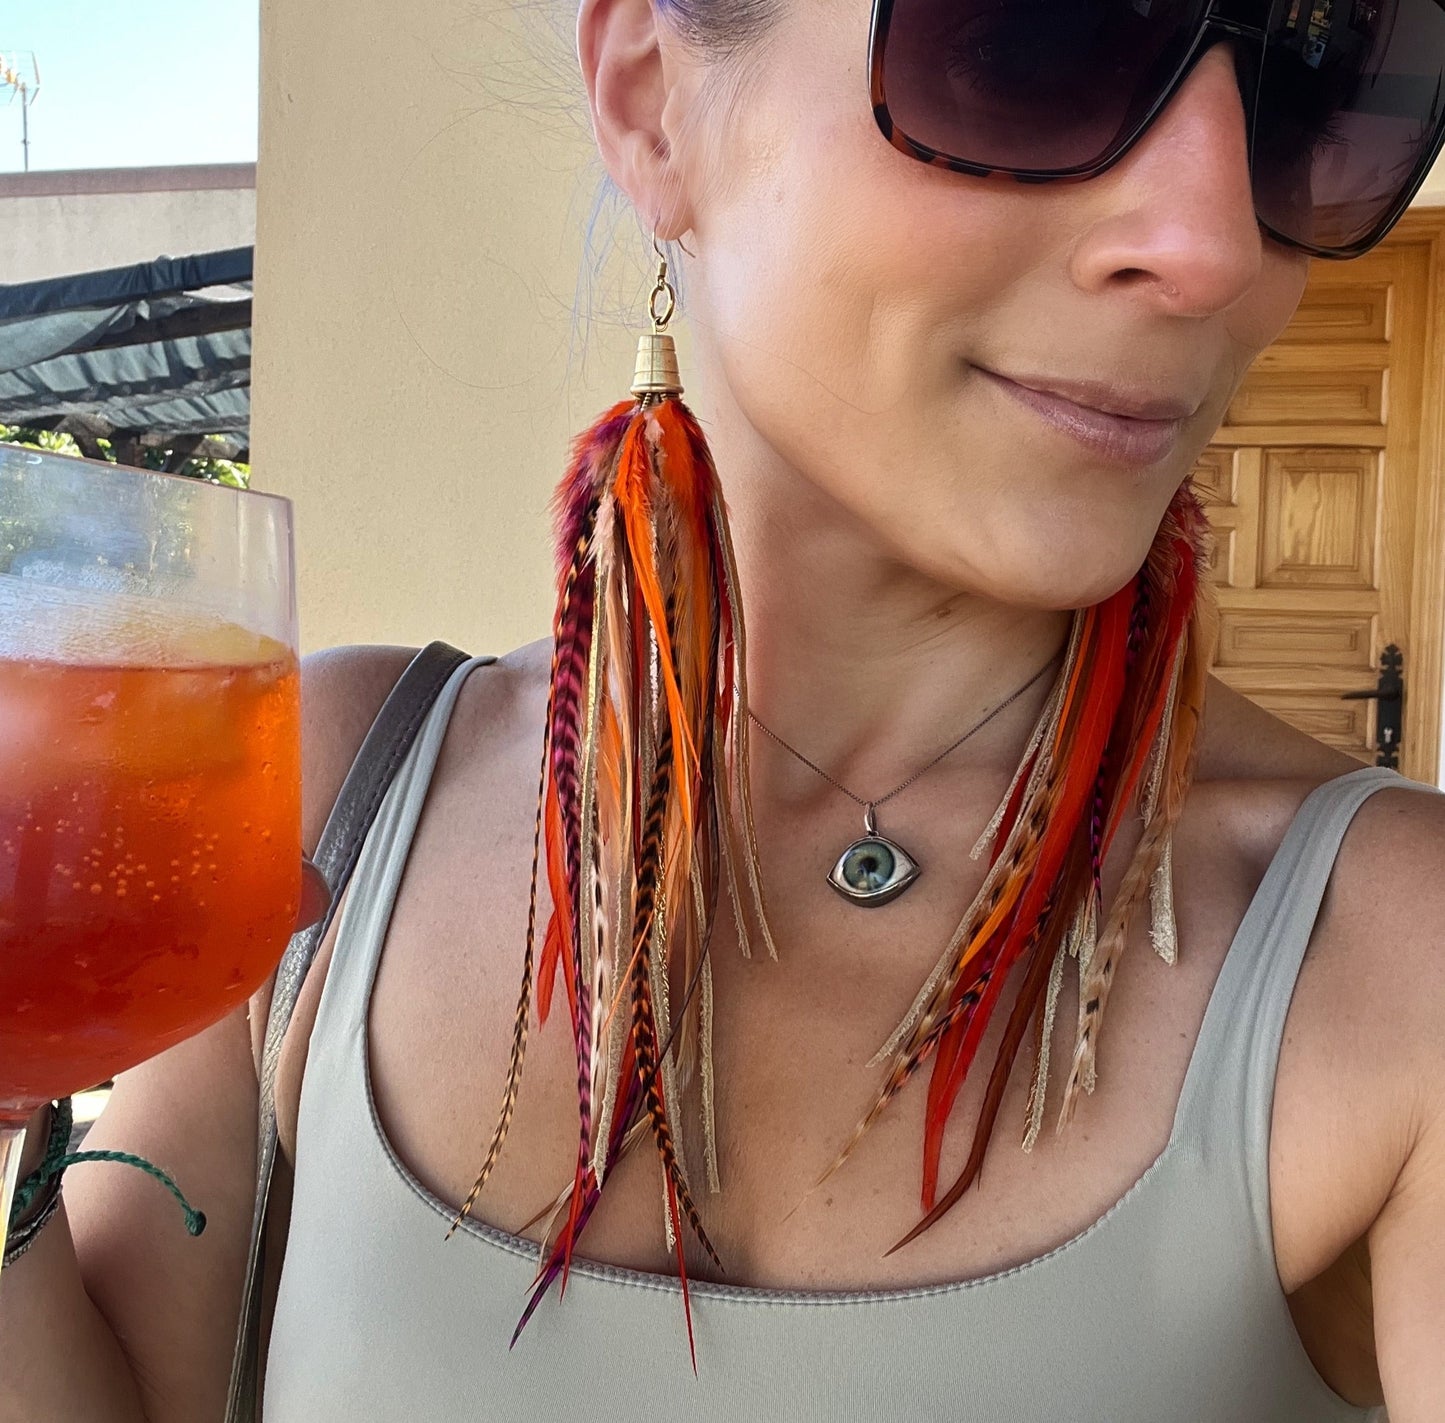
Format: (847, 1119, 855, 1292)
(0, 445, 302, 1268)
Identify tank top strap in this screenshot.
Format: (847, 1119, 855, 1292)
(1167, 763, 1438, 1219)
(306, 654, 496, 1055)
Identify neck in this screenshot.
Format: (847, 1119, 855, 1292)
(698, 396, 1070, 794)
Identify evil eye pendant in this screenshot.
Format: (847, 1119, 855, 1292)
(827, 805, 921, 907)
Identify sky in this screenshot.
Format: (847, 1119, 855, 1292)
(0, 0, 258, 174)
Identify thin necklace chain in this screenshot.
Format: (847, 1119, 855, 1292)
(747, 655, 1059, 814)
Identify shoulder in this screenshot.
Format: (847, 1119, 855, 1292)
(298, 637, 554, 884)
(1194, 673, 1445, 969)
(1194, 673, 1361, 788)
(1323, 769, 1445, 1108)
(1324, 763, 1445, 1410)
(1193, 674, 1445, 1063)
(296, 639, 551, 837)
(1189, 678, 1445, 1290)
(250, 638, 551, 1072)
(1197, 671, 1445, 1193)
(1180, 675, 1366, 883)
(299, 644, 421, 848)
(425, 636, 552, 789)
(246, 644, 421, 1065)
(440, 636, 552, 736)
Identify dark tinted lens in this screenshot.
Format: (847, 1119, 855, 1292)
(1254, 0, 1445, 252)
(878, 0, 1210, 172)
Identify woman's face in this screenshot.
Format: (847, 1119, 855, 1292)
(636, 2, 1311, 608)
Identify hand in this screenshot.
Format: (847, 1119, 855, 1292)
(297, 857, 332, 932)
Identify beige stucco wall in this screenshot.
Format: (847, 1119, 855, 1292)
(254, 0, 660, 656)
(0, 166, 256, 283)
(1414, 164, 1445, 206)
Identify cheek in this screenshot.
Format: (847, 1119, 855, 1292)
(688, 10, 1016, 409)
(692, 100, 1029, 511)
(692, 166, 1138, 604)
(1227, 244, 1311, 364)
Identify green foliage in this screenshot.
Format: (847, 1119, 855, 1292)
(0, 425, 250, 489)
(0, 426, 73, 455)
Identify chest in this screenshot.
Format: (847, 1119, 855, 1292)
(271, 775, 1385, 1403)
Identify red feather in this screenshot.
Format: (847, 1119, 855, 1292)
(917, 580, 1133, 1213)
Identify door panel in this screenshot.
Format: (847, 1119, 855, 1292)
(1197, 237, 1435, 776)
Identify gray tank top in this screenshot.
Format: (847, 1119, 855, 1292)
(265, 655, 1419, 1422)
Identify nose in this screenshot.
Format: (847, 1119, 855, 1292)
(1067, 44, 1266, 318)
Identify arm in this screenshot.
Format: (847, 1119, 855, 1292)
(1362, 789, 1445, 1421)
(1370, 1088, 1445, 1420)
(0, 644, 416, 1423)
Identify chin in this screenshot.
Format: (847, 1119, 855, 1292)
(992, 567, 1146, 613)
(907, 497, 1172, 612)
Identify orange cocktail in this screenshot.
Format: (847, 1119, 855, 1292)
(0, 633, 301, 1117)
(0, 446, 300, 1270)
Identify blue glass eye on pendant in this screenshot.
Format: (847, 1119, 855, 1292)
(828, 803, 920, 907)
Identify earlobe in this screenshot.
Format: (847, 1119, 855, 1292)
(578, 0, 692, 236)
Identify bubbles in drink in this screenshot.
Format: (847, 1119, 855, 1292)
(0, 623, 301, 1115)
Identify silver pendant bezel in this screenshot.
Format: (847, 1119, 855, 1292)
(827, 834, 921, 907)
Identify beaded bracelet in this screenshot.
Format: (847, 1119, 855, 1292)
(4, 1097, 208, 1269)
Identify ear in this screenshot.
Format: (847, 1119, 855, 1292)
(577, 0, 697, 240)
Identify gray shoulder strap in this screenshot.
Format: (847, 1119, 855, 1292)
(1170, 765, 1437, 1170)
(225, 641, 477, 1423)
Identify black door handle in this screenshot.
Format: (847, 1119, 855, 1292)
(1339, 644, 1403, 769)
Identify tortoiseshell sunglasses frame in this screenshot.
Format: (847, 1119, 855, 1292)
(866, 0, 1445, 259)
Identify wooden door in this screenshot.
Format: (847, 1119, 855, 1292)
(1196, 209, 1445, 786)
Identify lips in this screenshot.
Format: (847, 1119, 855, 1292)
(975, 365, 1202, 467)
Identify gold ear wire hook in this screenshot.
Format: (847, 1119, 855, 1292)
(632, 227, 683, 397)
(647, 228, 677, 331)
(654, 228, 696, 260)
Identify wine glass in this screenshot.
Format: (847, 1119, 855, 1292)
(0, 445, 302, 1268)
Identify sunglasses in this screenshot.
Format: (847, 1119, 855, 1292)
(868, 0, 1445, 258)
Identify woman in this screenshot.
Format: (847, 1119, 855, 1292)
(5, 0, 1445, 1418)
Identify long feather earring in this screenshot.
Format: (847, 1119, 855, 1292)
(449, 229, 1217, 1359)
(808, 481, 1217, 1251)
(448, 236, 774, 1368)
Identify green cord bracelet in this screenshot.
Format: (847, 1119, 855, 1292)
(8, 1097, 207, 1238)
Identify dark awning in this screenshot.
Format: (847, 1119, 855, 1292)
(0, 246, 253, 460)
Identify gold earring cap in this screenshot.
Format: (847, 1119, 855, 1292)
(631, 331, 683, 398)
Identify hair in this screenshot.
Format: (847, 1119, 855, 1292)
(654, 0, 782, 56)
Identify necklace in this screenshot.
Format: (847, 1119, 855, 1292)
(748, 656, 1058, 907)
